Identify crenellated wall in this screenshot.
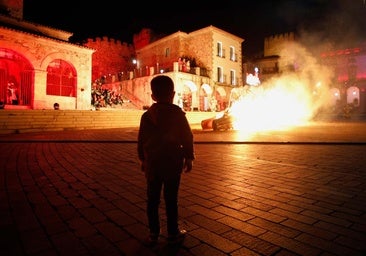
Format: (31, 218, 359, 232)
(84, 37, 135, 82)
(264, 32, 296, 57)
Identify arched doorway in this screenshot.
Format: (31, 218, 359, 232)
(329, 88, 341, 106)
(182, 81, 197, 111)
(0, 48, 33, 108)
(329, 87, 341, 113)
(347, 86, 360, 106)
(200, 83, 212, 111)
(215, 87, 227, 111)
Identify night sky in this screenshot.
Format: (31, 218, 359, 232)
(23, 0, 366, 57)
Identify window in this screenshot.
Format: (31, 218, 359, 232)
(230, 70, 236, 85)
(217, 67, 223, 83)
(47, 59, 76, 97)
(165, 48, 170, 57)
(230, 46, 236, 61)
(217, 42, 223, 57)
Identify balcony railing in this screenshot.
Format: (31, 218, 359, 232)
(95, 62, 209, 84)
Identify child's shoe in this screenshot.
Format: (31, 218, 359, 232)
(167, 229, 187, 244)
(144, 233, 159, 247)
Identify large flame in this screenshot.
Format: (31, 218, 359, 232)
(229, 42, 334, 132)
(231, 78, 312, 131)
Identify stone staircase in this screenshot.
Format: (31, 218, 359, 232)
(0, 109, 217, 134)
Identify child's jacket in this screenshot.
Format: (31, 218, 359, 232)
(137, 102, 195, 179)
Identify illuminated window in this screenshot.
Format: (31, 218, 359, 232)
(217, 42, 223, 57)
(46, 60, 76, 97)
(347, 86, 360, 106)
(230, 70, 236, 85)
(165, 48, 170, 57)
(230, 46, 236, 61)
(217, 67, 224, 83)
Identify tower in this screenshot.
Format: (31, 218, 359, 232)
(0, 0, 23, 19)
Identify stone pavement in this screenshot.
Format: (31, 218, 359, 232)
(1, 123, 366, 256)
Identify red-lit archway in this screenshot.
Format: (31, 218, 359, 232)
(0, 48, 34, 108)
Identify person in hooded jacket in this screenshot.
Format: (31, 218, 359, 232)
(137, 75, 195, 246)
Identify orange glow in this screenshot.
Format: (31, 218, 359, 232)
(228, 43, 335, 133)
(230, 77, 314, 132)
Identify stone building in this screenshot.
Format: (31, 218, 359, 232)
(248, 32, 366, 116)
(109, 25, 244, 111)
(320, 46, 366, 114)
(0, 0, 94, 110)
(1, 1, 244, 112)
(246, 32, 296, 83)
(83, 37, 134, 83)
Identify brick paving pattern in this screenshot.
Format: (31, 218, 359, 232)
(0, 123, 366, 255)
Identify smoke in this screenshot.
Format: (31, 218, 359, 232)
(277, 41, 335, 116)
(230, 1, 365, 131)
(297, 0, 366, 54)
(231, 41, 335, 131)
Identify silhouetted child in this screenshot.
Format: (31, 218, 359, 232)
(137, 75, 195, 246)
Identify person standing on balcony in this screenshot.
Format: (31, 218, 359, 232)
(137, 75, 195, 246)
(178, 57, 183, 71)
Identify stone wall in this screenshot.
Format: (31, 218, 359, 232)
(85, 37, 134, 82)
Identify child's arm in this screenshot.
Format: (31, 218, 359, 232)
(183, 158, 193, 173)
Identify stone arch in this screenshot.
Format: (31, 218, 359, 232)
(329, 87, 341, 106)
(182, 80, 197, 111)
(46, 59, 77, 97)
(215, 87, 227, 111)
(200, 83, 212, 111)
(0, 48, 34, 108)
(347, 86, 360, 106)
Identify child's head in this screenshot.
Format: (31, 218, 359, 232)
(151, 75, 175, 103)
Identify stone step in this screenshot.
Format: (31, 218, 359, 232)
(0, 109, 217, 134)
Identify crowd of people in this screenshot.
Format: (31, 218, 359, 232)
(91, 83, 126, 109)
